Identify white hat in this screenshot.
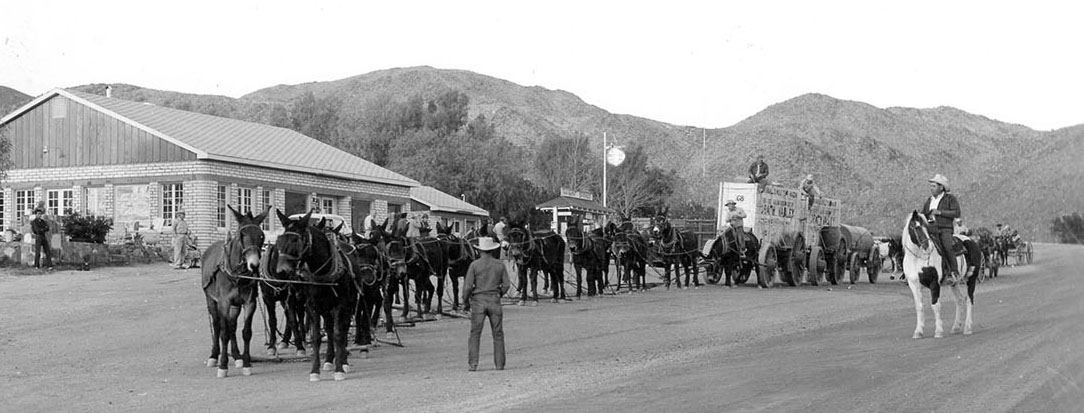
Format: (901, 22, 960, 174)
(473, 237, 501, 251)
(928, 174, 950, 191)
(725, 199, 737, 206)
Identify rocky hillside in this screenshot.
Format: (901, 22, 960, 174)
(0, 86, 31, 116)
(2, 67, 1078, 241)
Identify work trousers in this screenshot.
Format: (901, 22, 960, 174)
(33, 234, 53, 268)
(172, 234, 189, 267)
(468, 293, 506, 370)
(929, 227, 959, 276)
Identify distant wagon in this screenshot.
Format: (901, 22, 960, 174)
(818, 224, 883, 284)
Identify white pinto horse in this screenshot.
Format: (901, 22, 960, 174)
(902, 210, 979, 338)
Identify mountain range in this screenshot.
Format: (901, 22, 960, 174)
(2, 66, 1080, 241)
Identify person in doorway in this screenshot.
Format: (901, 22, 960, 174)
(748, 154, 769, 188)
(361, 211, 376, 239)
(31, 208, 53, 270)
(396, 212, 410, 237)
(462, 236, 511, 372)
(922, 174, 962, 285)
(800, 174, 823, 210)
(722, 199, 748, 256)
(172, 210, 191, 269)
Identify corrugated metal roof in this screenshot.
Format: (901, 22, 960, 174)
(411, 186, 488, 216)
(56, 89, 418, 187)
(535, 196, 617, 214)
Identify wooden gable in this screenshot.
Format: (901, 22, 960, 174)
(3, 94, 196, 169)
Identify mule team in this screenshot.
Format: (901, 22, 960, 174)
(200, 176, 1000, 380)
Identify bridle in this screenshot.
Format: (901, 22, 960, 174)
(221, 223, 265, 280)
(350, 241, 385, 286)
(565, 227, 595, 257)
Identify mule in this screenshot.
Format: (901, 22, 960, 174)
(972, 227, 999, 281)
(651, 215, 700, 289)
(386, 216, 442, 318)
(901, 210, 981, 339)
(257, 268, 307, 357)
(566, 220, 612, 298)
(505, 217, 566, 305)
(436, 221, 477, 311)
(273, 209, 358, 382)
(706, 227, 760, 287)
(202, 205, 269, 378)
(609, 223, 649, 292)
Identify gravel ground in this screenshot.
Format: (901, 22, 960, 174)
(0, 243, 1081, 412)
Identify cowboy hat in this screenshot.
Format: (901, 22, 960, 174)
(473, 236, 501, 251)
(725, 199, 737, 206)
(928, 174, 950, 190)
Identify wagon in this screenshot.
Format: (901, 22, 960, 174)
(718, 182, 842, 288)
(818, 224, 882, 284)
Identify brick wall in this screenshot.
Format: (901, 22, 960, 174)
(2, 161, 413, 250)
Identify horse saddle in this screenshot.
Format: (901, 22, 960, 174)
(949, 235, 969, 256)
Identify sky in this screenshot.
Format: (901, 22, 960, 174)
(2, 0, 1082, 131)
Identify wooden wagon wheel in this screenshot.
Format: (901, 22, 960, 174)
(826, 243, 846, 286)
(787, 235, 806, 286)
(848, 252, 861, 284)
(807, 246, 823, 286)
(866, 246, 881, 284)
(757, 243, 776, 289)
(1026, 242, 1033, 264)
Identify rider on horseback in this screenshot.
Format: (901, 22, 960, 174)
(922, 174, 962, 285)
(722, 199, 748, 256)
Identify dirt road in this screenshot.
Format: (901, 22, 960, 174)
(1, 243, 1081, 412)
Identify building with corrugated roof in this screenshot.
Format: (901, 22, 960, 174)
(0, 88, 420, 250)
(408, 186, 489, 236)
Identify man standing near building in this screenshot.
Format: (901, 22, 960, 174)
(172, 210, 191, 269)
(462, 236, 511, 372)
(493, 216, 509, 248)
(361, 211, 376, 239)
(31, 208, 53, 270)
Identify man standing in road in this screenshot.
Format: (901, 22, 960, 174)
(462, 236, 511, 372)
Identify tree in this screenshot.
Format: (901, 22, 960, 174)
(1051, 213, 1084, 244)
(605, 145, 676, 218)
(0, 125, 12, 180)
(534, 133, 598, 194)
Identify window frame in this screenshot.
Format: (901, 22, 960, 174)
(161, 183, 184, 222)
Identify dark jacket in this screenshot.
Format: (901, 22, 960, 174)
(31, 216, 50, 236)
(749, 160, 769, 180)
(921, 193, 961, 230)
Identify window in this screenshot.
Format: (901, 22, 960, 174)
(46, 189, 74, 216)
(0, 196, 5, 232)
(452, 220, 461, 234)
(321, 198, 335, 215)
(236, 188, 254, 215)
(15, 190, 32, 221)
(387, 203, 401, 217)
(216, 185, 227, 228)
(85, 187, 108, 217)
(162, 183, 183, 221)
(260, 190, 272, 230)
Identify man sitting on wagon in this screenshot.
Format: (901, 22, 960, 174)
(748, 154, 770, 191)
(722, 199, 748, 256)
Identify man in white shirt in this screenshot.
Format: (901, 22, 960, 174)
(722, 199, 748, 255)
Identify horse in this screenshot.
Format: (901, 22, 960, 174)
(272, 209, 358, 381)
(505, 216, 566, 305)
(705, 226, 760, 287)
(608, 222, 649, 292)
(901, 210, 982, 339)
(201, 205, 269, 378)
(884, 234, 904, 273)
(972, 227, 999, 281)
(651, 214, 700, 289)
(436, 221, 477, 312)
(565, 219, 612, 298)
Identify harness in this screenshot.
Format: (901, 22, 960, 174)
(218, 223, 264, 282)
